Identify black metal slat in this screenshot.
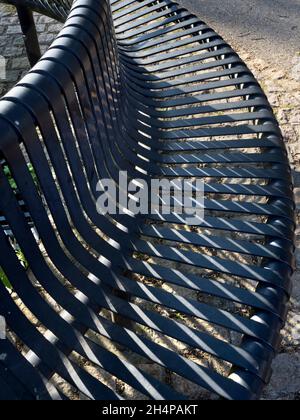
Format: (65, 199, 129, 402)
(124, 257, 286, 317)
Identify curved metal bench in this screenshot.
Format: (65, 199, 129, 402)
(0, 0, 296, 400)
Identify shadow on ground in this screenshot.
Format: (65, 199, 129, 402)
(178, 0, 300, 64)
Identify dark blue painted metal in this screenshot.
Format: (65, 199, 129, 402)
(0, 0, 295, 400)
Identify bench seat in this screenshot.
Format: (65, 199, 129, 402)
(0, 0, 295, 400)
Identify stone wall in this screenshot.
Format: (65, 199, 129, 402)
(0, 3, 63, 96)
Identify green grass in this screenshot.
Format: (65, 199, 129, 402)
(3, 164, 17, 190)
(0, 245, 28, 290)
(0, 267, 12, 289)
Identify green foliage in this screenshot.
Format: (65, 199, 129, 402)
(0, 246, 28, 290)
(3, 165, 17, 190)
(27, 163, 38, 186)
(15, 248, 28, 270)
(0, 162, 33, 290)
(0, 267, 12, 289)
(3, 163, 37, 191)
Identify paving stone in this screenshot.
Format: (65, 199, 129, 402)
(6, 25, 22, 35)
(11, 57, 29, 70)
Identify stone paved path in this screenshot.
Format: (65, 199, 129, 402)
(178, 0, 300, 400)
(0, 3, 63, 96)
(178, 0, 300, 66)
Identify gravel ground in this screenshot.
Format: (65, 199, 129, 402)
(179, 0, 300, 400)
(178, 0, 300, 65)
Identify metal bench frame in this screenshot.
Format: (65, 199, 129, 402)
(0, 0, 296, 400)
